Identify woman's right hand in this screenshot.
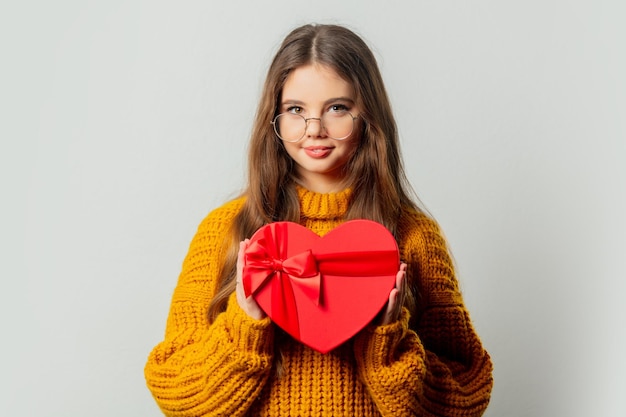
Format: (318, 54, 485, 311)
(235, 239, 266, 320)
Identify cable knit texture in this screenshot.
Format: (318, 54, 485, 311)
(145, 186, 493, 416)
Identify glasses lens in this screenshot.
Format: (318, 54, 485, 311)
(322, 111, 355, 140)
(273, 113, 306, 142)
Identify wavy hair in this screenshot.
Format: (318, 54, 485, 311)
(207, 24, 419, 324)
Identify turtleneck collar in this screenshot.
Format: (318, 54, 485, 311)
(296, 185, 352, 220)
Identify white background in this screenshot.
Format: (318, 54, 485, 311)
(1, 1, 625, 416)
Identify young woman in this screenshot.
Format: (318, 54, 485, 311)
(145, 24, 493, 416)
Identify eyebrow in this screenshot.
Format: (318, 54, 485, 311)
(280, 97, 356, 106)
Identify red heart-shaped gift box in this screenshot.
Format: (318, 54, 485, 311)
(243, 220, 399, 353)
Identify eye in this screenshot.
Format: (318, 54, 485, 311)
(286, 106, 303, 114)
(328, 104, 349, 113)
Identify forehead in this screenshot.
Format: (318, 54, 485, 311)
(282, 64, 354, 102)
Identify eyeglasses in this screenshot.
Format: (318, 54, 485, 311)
(271, 111, 359, 143)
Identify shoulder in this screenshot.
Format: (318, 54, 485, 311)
(195, 196, 246, 237)
(178, 196, 246, 277)
(397, 206, 447, 252)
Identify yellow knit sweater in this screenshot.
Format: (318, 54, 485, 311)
(145, 187, 493, 416)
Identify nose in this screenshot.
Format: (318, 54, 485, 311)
(305, 117, 325, 138)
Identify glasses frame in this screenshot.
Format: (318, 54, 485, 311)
(270, 111, 359, 143)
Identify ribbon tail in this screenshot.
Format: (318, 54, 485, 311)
(290, 273, 322, 306)
(271, 272, 301, 339)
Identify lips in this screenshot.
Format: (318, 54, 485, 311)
(304, 146, 333, 158)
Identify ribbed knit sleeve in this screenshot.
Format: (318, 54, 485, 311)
(144, 199, 276, 416)
(353, 212, 493, 417)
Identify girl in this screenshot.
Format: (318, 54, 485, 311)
(145, 24, 493, 416)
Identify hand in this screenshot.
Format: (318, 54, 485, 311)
(235, 239, 266, 320)
(379, 262, 407, 325)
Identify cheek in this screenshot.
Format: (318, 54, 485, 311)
(282, 142, 299, 160)
(347, 120, 364, 147)
(345, 132, 362, 155)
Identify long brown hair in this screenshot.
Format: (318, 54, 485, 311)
(208, 23, 419, 322)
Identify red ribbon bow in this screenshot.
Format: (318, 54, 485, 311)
(243, 223, 321, 338)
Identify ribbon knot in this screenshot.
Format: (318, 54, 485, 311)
(271, 258, 284, 271)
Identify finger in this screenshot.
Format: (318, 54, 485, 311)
(395, 270, 403, 290)
(395, 263, 406, 291)
(387, 288, 398, 312)
(236, 240, 248, 290)
(381, 288, 398, 325)
(237, 240, 247, 268)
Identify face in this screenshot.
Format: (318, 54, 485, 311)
(279, 64, 360, 193)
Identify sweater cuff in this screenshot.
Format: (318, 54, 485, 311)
(355, 308, 411, 364)
(224, 292, 274, 353)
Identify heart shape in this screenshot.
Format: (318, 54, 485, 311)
(243, 220, 399, 353)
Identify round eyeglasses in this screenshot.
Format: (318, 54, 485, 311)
(271, 111, 359, 143)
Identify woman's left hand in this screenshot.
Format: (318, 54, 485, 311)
(235, 239, 266, 320)
(379, 262, 407, 325)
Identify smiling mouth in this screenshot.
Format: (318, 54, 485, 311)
(306, 146, 331, 152)
(304, 147, 333, 158)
